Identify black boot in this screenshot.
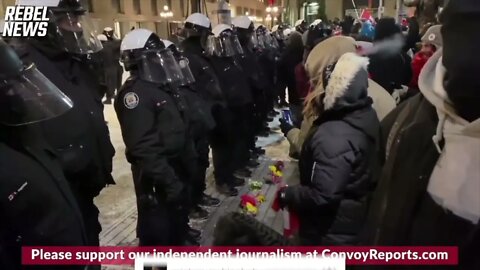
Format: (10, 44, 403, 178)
(200, 194, 221, 207)
(188, 227, 202, 242)
(231, 176, 246, 187)
(234, 168, 252, 178)
(189, 206, 209, 221)
(216, 183, 238, 196)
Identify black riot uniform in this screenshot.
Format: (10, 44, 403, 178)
(0, 40, 87, 270)
(11, 0, 115, 248)
(103, 27, 124, 93)
(100, 38, 122, 104)
(165, 41, 220, 221)
(234, 18, 270, 144)
(180, 17, 239, 196)
(255, 26, 280, 118)
(206, 25, 254, 189)
(115, 30, 197, 245)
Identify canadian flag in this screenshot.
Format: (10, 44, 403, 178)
(361, 9, 375, 24)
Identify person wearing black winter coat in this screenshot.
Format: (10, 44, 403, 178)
(278, 53, 380, 245)
(362, 1, 480, 268)
(368, 17, 413, 94)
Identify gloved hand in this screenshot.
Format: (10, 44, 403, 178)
(279, 118, 294, 135)
(164, 180, 185, 205)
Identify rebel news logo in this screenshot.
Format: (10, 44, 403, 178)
(2, 5, 49, 37)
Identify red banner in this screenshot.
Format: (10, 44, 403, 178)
(21, 246, 458, 266)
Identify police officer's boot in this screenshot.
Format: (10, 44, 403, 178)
(216, 183, 238, 196)
(199, 194, 221, 207)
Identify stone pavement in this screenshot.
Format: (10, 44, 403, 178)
(98, 106, 296, 269)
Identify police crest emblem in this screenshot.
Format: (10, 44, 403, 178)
(124, 92, 139, 109)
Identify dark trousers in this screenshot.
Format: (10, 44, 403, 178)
(230, 105, 253, 170)
(67, 181, 101, 247)
(131, 166, 189, 246)
(210, 107, 235, 185)
(191, 136, 209, 206)
(105, 67, 119, 100)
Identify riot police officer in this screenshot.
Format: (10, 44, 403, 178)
(255, 25, 280, 119)
(163, 39, 219, 234)
(294, 19, 308, 34)
(233, 16, 269, 155)
(102, 27, 123, 104)
(206, 24, 261, 194)
(180, 14, 239, 196)
(0, 40, 87, 270)
(12, 0, 115, 248)
(116, 29, 196, 245)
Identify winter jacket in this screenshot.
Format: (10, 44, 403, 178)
(362, 51, 480, 269)
(286, 37, 394, 156)
(369, 51, 413, 94)
(369, 18, 413, 94)
(278, 32, 304, 104)
(283, 53, 380, 245)
(287, 78, 394, 156)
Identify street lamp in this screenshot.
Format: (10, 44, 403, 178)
(160, 5, 174, 37)
(265, 6, 280, 28)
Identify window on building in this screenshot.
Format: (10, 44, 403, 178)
(151, 0, 158, 15)
(133, 0, 141, 14)
(236, 6, 243, 16)
(112, 0, 124, 14)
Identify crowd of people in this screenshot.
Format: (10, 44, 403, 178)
(0, 0, 479, 269)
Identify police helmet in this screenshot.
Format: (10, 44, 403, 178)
(120, 29, 184, 85)
(16, 0, 103, 55)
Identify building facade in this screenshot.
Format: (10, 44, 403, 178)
(283, 0, 408, 25)
(0, 0, 268, 39)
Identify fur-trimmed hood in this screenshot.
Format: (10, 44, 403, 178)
(324, 52, 370, 111)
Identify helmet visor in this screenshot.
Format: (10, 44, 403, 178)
(0, 64, 73, 126)
(206, 33, 242, 57)
(51, 11, 103, 54)
(139, 49, 185, 84)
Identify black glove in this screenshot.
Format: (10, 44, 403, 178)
(279, 118, 294, 135)
(164, 180, 185, 205)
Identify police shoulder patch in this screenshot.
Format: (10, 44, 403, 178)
(124, 92, 139, 109)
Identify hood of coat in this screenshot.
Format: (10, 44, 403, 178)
(305, 36, 357, 91)
(320, 52, 378, 140)
(419, 49, 480, 130)
(324, 52, 370, 111)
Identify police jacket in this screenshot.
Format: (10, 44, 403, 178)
(115, 76, 197, 201)
(178, 85, 216, 140)
(180, 38, 225, 109)
(208, 56, 253, 107)
(0, 126, 87, 270)
(235, 46, 267, 99)
(12, 40, 115, 195)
